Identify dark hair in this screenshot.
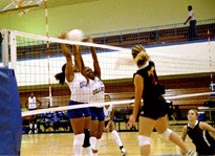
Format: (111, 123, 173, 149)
(105, 94, 111, 99)
(0, 32, 3, 44)
(55, 64, 66, 85)
(188, 5, 192, 11)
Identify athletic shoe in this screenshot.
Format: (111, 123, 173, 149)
(121, 148, 127, 156)
(186, 150, 197, 156)
(34, 130, 38, 134)
(28, 130, 33, 134)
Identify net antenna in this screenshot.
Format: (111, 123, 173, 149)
(0, 0, 44, 14)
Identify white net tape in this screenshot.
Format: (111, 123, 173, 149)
(22, 91, 215, 117)
(9, 30, 215, 82)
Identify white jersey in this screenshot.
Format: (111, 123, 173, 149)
(189, 10, 196, 21)
(89, 76, 105, 107)
(104, 104, 113, 121)
(67, 72, 89, 103)
(28, 96, 37, 109)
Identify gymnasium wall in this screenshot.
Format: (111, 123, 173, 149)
(0, 0, 214, 37)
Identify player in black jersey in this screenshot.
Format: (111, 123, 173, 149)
(182, 109, 215, 155)
(127, 44, 197, 156)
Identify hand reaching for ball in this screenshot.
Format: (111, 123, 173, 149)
(58, 33, 66, 39)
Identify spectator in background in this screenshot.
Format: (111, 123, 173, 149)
(184, 5, 198, 41)
(25, 92, 41, 134)
(181, 109, 215, 155)
(104, 94, 127, 156)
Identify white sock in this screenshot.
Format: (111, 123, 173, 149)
(95, 138, 101, 151)
(29, 123, 33, 129)
(90, 136, 97, 150)
(83, 146, 93, 156)
(73, 134, 85, 156)
(93, 153, 98, 156)
(111, 130, 123, 147)
(34, 124, 37, 129)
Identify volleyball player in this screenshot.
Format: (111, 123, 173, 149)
(127, 44, 197, 156)
(181, 109, 215, 155)
(82, 37, 105, 156)
(104, 94, 127, 156)
(25, 92, 41, 134)
(55, 33, 93, 156)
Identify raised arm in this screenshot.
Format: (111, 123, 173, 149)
(88, 37, 101, 78)
(72, 44, 82, 72)
(58, 33, 74, 82)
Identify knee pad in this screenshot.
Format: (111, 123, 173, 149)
(138, 135, 150, 147)
(111, 130, 119, 140)
(83, 129, 90, 147)
(74, 133, 85, 146)
(159, 128, 172, 140)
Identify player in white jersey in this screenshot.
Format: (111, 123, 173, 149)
(25, 92, 41, 134)
(82, 37, 105, 156)
(55, 33, 93, 156)
(104, 94, 127, 156)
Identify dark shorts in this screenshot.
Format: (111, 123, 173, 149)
(90, 107, 105, 121)
(140, 95, 168, 120)
(67, 101, 91, 119)
(197, 144, 215, 155)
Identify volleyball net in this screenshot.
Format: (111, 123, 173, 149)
(1, 29, 215, 118)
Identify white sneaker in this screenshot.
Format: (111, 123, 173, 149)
(121, 148, 127, 156)
(28, 130, 33, 134)
(186, 150, 197, 156)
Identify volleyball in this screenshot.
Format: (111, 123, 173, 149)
(66, 29, 84, 41)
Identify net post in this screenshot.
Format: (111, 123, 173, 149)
(10, 30, 17, 70)
(1, 29, 9, 67)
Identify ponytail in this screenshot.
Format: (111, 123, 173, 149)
(55, 64, 66, 85)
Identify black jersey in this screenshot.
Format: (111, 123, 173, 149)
(187, 120, 215, 155)
(134, 61, 167, 119)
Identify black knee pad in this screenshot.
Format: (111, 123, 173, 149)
(83, 129, 90, 147)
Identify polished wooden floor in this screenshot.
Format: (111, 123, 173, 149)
(20, 126, 195, 156)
